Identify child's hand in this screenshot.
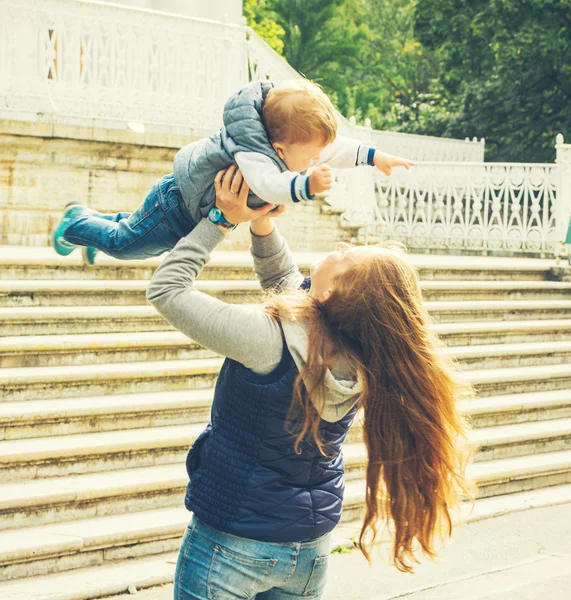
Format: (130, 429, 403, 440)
(308, 164, 333, 196)
(373, 151, 415, 176)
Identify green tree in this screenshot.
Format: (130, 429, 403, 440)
(415, 0, 571, 161)
(244, 0, 286, 55)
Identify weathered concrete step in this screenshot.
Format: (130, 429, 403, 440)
(425, 299, 571, 322)
(458, 388, 571, 428)
(343, 420, 571, 481)
(421, 280, 571, 301)
(0, 423, 205, 482)
(0, 246, 554, 282)
(6, 329, 571, 369)
(0, 464, 187, 531)
(0, 390, 214, 440)
(0, 331, 218, 368)
(434, 319, 571, 346)
(0, 358, 223, 402)
(2, 278, 569, 308)
(343, 444, 571, 494)
(471, 418, 571, 461)
(341, 481, 571, 536)
(3, 385, 571, 444)
(0, 305, 169, 336)
(4, 299, 571, 337)
(0, 250, 259, 282)
(3, 484, 571, 600)
(3, 359, 571, 406)
(2, 447, 571, 533)
(468, 363, 571, 396)
(0, 280, 262, 307)
(3, 410, 570, 486)
(442, 340, 571, 369)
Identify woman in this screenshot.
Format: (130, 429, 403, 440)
(146, 165, 476, 600)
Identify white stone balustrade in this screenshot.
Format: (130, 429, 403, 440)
(332, 158, 568, 256)
(0, 0, 247, 136)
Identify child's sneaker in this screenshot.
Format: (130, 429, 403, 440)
(81, 246, 98, 267)
(52, 202, 87, 256)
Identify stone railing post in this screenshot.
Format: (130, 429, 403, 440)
(555, 134, 571, 260)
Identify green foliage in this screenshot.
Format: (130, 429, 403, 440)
(415, 0, 571, 161)
(244, 0, 285, 55)
(247, 0, 571, 162)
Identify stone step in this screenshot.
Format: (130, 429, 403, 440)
(458, 388, 571, 428)
(343, 421, 571, 482)
(0, 389, 215, 440)
(0, 423, 205, 483)
(4, 299, 571, 337)
(0, 456, 570, 583)
(1, 447, 570, 533)
(0, 331, 218, 368)
(2, 483, 571, 600)
(5, 328, 571, 369)
(441, 340, 571, 369)
(434, 319, 571, 346)
(2, 278, 569, 308)
(3, 359, 571, 406)
(468, 363, 571, 396)
(0, 358, 223, 402)
(0, 247, 554, 282)
(2, 412, 570, 485)
(0, 280, 262, 308)
(2, 385, 571, 443)
(420, 280, 571, 301)
(425, 299, 571, 323)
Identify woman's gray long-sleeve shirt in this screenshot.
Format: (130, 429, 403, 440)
(146, 219, 361, 422)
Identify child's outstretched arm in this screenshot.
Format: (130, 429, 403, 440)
(313, 135, 415, 174)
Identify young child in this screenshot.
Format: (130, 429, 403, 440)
(52, 79, 414, 265)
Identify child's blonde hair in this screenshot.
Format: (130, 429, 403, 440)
(262, 80, 338, 146)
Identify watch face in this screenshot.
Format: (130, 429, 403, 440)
(211, 208, 221, 220)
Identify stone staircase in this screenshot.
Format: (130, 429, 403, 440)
(1, 249, 571, 600)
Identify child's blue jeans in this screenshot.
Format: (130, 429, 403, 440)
(64, 174, 196, 260)
(174, 515, 332, 600)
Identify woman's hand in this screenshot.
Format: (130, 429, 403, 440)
(214, 165, 275, 227)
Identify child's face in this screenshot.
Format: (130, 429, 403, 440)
(273, 140, 328, 173)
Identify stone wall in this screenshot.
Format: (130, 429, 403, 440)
(0, 120, 353, 251)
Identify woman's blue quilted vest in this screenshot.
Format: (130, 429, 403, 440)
(184, 337, 359, 543)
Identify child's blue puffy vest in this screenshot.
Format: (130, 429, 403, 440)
(184, 338, 359, 543)
(173, 80, 287, 223)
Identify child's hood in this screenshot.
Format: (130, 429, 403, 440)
(222, 81, 285, 169)
(281, 320, 362, 423)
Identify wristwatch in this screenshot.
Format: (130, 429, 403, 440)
(208, 207, 237, 230)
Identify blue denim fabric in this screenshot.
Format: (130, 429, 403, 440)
(174, 515, 332, 600)
(63, 174, 196, 260)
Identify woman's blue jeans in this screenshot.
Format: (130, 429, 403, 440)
(174, 515, 332, 600)
(64, 174, 196, 260)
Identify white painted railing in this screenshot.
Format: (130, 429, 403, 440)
(333, 152, 571, 256)
(0, 0, 247, 135)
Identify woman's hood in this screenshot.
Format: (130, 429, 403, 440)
(281, 320, 362, 422)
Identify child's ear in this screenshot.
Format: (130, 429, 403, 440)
(272, 142, 285, 160)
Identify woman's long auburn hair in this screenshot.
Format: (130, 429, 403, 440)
(264, 243, 477, 572)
